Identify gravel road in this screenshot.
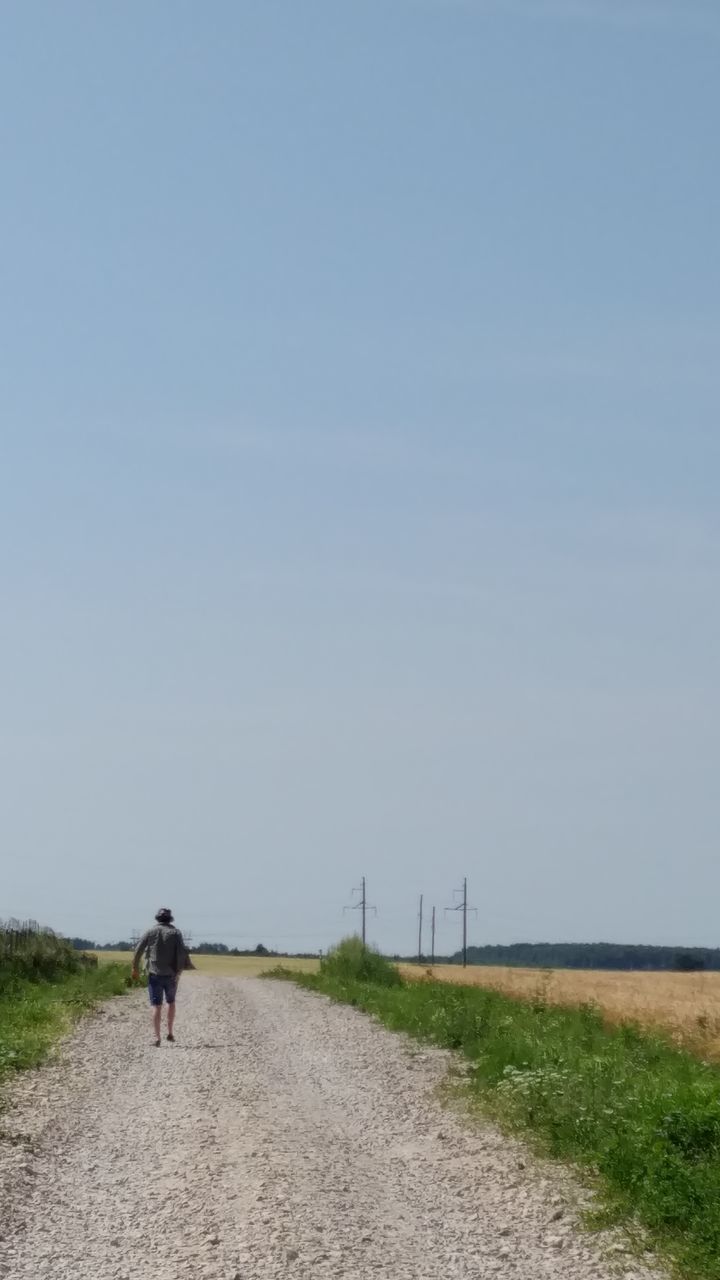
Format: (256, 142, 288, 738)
(0, 976, 662, 1280)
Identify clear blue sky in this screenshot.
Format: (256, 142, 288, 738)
(2, 0, 719, 953)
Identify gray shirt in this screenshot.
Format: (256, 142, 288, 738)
(133, 924, 188, 977)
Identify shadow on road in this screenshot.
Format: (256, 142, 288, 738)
(171, 1043, 245, 1051)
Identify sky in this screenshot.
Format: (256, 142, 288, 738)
(2, 0, 719, 954)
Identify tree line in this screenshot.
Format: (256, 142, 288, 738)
(71, 936, 718, 971)
(420, 942, 717, 971)
(69, 937, 319, 959)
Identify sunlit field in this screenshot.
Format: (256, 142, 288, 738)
(399, 963, 720, 1056)
(94, 952, 319, 978)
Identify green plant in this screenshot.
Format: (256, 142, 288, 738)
(260, 965, 297, 981)
(320, 936, 403, 988)
(0, 964, 131, 1087)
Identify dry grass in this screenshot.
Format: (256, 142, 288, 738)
(93, 952, 319, 978)
(399, 963, 720, 1057)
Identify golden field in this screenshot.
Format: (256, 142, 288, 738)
(400, 963, 720, 1055)
(94, 951, 319, 978)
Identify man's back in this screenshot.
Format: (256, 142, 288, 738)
(138, 924, 186, 976)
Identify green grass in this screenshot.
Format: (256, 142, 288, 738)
(285, 940, 720, 1280)
(0, 965, 133, 1083)
(0, 921, 136, 1088)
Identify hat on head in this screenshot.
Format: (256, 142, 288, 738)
(155, 907, 174, 924)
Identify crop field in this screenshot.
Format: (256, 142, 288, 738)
(399, 962, 720, 1055)
(94, 952, 320, 978)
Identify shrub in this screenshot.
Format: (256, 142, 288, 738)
(320, 936, 403, 988)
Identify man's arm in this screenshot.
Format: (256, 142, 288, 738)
(131, 931, 151, 978)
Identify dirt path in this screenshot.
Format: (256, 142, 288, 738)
(0, 976, 660, 1280)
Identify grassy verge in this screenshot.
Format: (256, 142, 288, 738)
(0, 965, 133, 1083)
(0, 921, 135, 1087)
(281, 938, 720, 1280)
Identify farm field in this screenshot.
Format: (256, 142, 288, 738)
(399, 962, 720, 1054)
(94, 951, 320, 978)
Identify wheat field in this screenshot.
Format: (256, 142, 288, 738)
(400, 963, 720, 1055)
(94, 951, 319, 978)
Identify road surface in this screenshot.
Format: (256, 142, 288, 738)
(0, 976, 660, 1279)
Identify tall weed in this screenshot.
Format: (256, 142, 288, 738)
(320, 936, 403, 988)
(0, 920, 91, 991)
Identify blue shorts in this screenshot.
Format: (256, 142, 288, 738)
(148, 974, 177, 1007)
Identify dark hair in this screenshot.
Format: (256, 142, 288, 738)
(155, 907, 174, 924)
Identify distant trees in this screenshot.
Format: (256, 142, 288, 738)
(59, 936, 326, 959)
(674, 952, 706, 972)
(191, 942, 270, 955)
(66, 936, 718, 971)
(70, 939, 134, 951)
(193, 942, 269, 956)
(434, 942, 720, 971)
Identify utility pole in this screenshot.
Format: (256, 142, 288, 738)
(360, 875, 367, 945)
(417, 894, 424, 964)
(431, 905, 436, 967)
(344, 877, 376, 946)
(461, 877, 467, 967)
(445, 878, 477, 968)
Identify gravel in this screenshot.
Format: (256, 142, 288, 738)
(0, 975, 665, 1280)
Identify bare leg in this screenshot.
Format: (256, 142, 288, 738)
(167, 1002, 176, 1038)
(152, 1005, 162, 1042)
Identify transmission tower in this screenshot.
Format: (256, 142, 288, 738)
(417, 894, 424, 964)
(431, 905, 436, 967)
(445, 878, 477, 968)
(344, 876, 376, 945)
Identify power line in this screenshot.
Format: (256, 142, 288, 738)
(445, 877, 478, 968)
(343, 876, 376, 946)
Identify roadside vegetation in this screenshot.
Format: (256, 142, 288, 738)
(0, 920, 132, 1085)
(399, 963, 720, 1059)
(281, 936, 720, 1280)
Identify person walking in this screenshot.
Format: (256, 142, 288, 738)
(131, 907, 191, 1046)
